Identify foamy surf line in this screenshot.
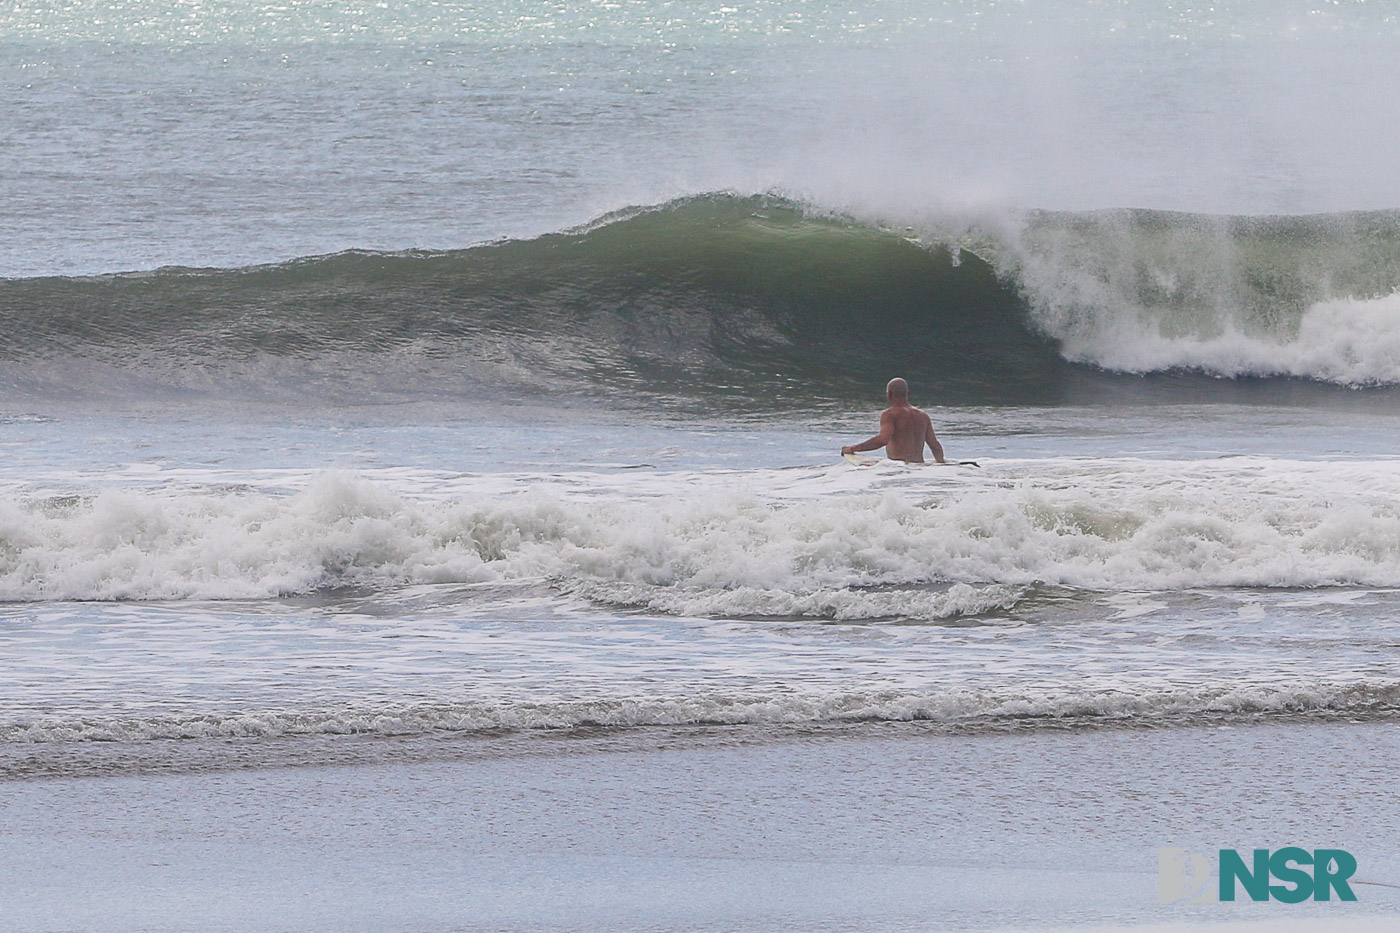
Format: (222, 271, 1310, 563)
(7, 677, 1399, 747)
(5, 457, 1400, 603)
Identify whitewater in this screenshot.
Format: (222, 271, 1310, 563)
(4, 1, 1400, 931)
(8, 456, 1400, 602)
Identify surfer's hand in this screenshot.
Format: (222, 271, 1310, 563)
(841, 446, 854, 456)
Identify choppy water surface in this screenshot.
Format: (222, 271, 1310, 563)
(4, 0, 1400, 775)
(3, 407, 1398, 760)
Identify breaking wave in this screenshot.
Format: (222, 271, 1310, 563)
(4, 194, 1400, 407)
(6, 678, 1398, 746)
(6, 461, 1400, 604)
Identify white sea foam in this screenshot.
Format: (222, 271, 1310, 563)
(1004, 210, 1400, 386)
(1049, 292, 1400, 385)
(4, 459, 1400, 604)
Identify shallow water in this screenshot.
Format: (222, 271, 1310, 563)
(4, 721, 1397, 931)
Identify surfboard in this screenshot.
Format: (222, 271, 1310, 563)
(842, 453, 979, 468)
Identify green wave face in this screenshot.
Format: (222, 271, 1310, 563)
(4, 193, 1400, 409)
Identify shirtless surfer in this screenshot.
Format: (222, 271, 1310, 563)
(841, 377, 946, 464)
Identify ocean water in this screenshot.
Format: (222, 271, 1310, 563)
(3, 1, 1400, 929)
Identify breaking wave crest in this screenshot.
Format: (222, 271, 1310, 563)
(1008, 207, 1400, 385)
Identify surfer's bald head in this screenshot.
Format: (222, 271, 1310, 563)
(886, 377, 909, 400)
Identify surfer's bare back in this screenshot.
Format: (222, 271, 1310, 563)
(841, 378, 946, 464)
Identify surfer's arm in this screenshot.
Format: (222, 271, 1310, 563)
(925, 419, 946, 464)
(842, 412, 893, 455)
